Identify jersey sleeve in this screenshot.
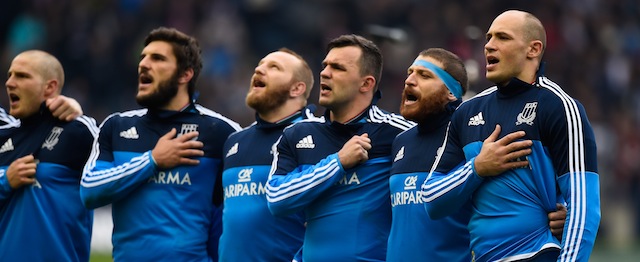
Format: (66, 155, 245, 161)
(80, 116, 158, 209)
(266, 134, 346, 216)
(0, 167, 13, 202)
(421, 117, 482, 219)
(542, 98, 600, 261)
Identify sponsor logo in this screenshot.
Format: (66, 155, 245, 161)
(468, 112, 485, 126)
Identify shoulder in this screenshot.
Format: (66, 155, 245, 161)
(368, 105, 416, 131)
(194, 104, 242, 131)
(536, 76, 584, 112)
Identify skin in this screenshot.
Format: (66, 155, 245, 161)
(5, 51, 63, 189)
(319, 45, 376, 169)
(247, 51, 308, 122)
(400, 55, 456, 122)
(137, 40, 204, 169)
(484, 10, 543, 86)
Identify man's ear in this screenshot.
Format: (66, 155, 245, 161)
(360, 76, 376, 93)
(527, 40, 543, 60)
(44, 79, 59, 98)
(178, 68, 194, 84)
(290, 82, 306, 98)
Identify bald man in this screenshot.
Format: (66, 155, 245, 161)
(0, 50, 97, 261)
(423, 10, 600, 261)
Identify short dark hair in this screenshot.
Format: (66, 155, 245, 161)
(419, 48, 469, 96)
(327, 34, 383, 90)
(144, 27, 202, 99)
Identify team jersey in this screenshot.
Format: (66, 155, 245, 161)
(422, 76, 600, 262)
(0, 107, 19, 130)
(387, 101, 471, 262)
(267, 103, 414, 262)
(0, 104, 97, 261)
(219, 106, 317, 262)
(81, 103, 240, 262)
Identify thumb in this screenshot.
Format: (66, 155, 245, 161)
(360, 133, 369, 139)
(484, 124, 501, 143)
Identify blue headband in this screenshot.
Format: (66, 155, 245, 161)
(412, 59, 463, 99)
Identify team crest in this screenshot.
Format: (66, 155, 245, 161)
(516, 102, 537, 126)
(178, 124, 199, 140)
(42, 127, 64, 150)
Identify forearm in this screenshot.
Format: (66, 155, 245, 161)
(266, 153, 345, 216)
(558, 171, 600, 262)
(422, 158, 483, 219)
(80, 151, 157, 208)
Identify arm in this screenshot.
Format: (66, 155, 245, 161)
(0, 155, 38, 202)
(423, 124, 532, 218)
(545, 101, 600, 261)
(266, 134, 369, 216)
(81, 120, 204, 208)
(46, 95, 83, 121)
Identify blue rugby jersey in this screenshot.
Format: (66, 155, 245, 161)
(81, 103, 240, 262)
(387, 102, 471, 262)
(422, 76, 600, 262)
(219, 106, 317, 262)
(267, 104, 414, 262)
(0, 104, 97, 261)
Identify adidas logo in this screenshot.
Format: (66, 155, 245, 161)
(296, 135, 315, 149)
(468, 112, 485, 126)
(120, 127, 139, 139)
(0, 138, 14, 153)
(226, 143, 238, 157)
(394, 146, 404, 162)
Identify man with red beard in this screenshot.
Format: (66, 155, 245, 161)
(81, 27, 240, 261)
(388, 48, 567, 261)
(218, 48, 317, 261)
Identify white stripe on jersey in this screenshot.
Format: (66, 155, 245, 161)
(266, 158, 341, 203)
(369, 105, 415, 131)
(195, 104, 242, 131)
(82, 151, 151, 187)
(539, 76, 587, 262)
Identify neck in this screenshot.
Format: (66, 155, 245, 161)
(258, 100, 305, 123)
(162, 90, 191, 111)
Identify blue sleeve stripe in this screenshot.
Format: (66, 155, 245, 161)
(81, 152, 151, 187)
(266, 159, 340, 202)
(422, 161, 474, 202)
(540, 76, 590, 262)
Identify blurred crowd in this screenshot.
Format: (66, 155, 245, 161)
(1, 0, 639, 249)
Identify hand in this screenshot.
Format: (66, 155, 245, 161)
(46, 95, 83, 121)
(7, 155, 38, 189)
(474, 124, 532, 177)
(151, 128, 204, 169)
(549, 203, 567, 239)
(337, 133, 371, 169)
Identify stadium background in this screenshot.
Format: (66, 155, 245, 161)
(1, 0, 639, 260)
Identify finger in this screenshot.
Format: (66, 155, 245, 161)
(504, 159, 529, 170)
(505, 140, 532, 153)
(556, 203, 567, 212)
(180, 149, 204, 157)
(180, 140, 204, 150)
(484, 124, 501, 143)
(505, 149, 532, 162)
(176, 131, 199, 142)
(20, 176, 36, 184)
(46, 97, 62, 111)
(498, 130, 527, 145)
(179, 158, 200, 166)
(162, 128, 177, 140)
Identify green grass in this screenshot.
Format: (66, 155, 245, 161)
(89, 253, 112, 262)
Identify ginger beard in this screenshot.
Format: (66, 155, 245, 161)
(399, 84, 451, 123)
(246, 77, 291, 114)
(136, 69, 180, 109)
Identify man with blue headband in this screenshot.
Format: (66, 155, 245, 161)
(388, 48, 567, 261)
(422, 10, 600, 261)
